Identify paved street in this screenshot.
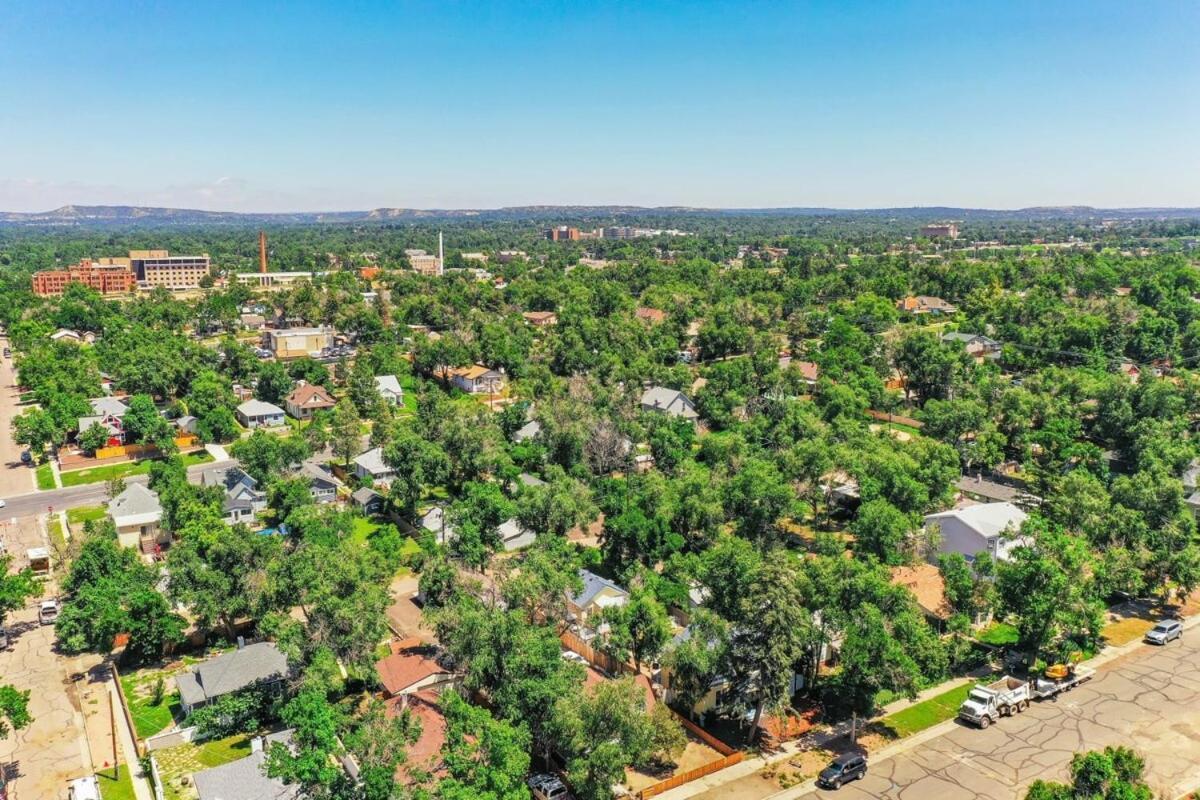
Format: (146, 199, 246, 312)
(0, 457, 235, 520)
(0, 605, 101, 800)
(784, 635, 1200, 800)
(0, 339, 35, 498)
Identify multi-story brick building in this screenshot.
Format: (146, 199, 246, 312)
(32, 259, 136, 296)
(129, 250, 212, 290)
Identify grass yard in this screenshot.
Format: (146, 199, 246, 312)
(977, 621, 1020, 647)
(97, 764, 139, 800)
(878, 681, 977, 738)
(119, 670, 180, 740)
(1103, 616, 1156, 647)
(60, 451, 213, 487)
(350, 518, 422, 563)
(36, 462, 56, 489)
(68, 504, 107, 526)
(156, 734, 252, 800)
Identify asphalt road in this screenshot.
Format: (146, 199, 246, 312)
(0, 458, 235, 520)
(790, 634, 1200, 800)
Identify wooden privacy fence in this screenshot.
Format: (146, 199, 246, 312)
(865, 409, 923, 429)
(110, 662, 146, 756)
(559, 630, 635, 677)
(637, 751, 745, 799)
(94, 436, 199, 460)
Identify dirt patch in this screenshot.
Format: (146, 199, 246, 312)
(624, 736, 723, 792)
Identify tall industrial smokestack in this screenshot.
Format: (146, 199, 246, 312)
(437, 231, 444, 276)
(258, 231, 268, 274)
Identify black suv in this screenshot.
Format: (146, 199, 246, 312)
(817, 753, 867, 789)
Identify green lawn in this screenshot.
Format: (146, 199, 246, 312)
(977, 621, 1020, 647)
(97, 764, 139, 800)
(878, 681, 977, 738)
(60, 451, 213, 487)
(36, 462, 56, 489)
(119, 671, 180, 740)
(156, 734, 252, 800)
(68, 505, 107, 526)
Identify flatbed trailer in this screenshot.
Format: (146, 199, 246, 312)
(1030, 665, 1094, 699)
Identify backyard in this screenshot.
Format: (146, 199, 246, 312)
(96, 764, 138, 800)
(119, 668, 181, 740)
(154, 734, 253, 800)
(60, 450, 213, 487)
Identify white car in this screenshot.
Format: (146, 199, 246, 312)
(0, 499, 6, 508)
(1145, 619, 1183, 645)
(528, 774, 571, 800)
(38, 599, 61, 625)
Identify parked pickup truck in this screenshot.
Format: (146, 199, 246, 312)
(958, 676, 1030, 728)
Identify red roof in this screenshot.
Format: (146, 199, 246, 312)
(385, 690, 447, 782)
(375, 638, 449, 696)
(636, 307, 667, 323)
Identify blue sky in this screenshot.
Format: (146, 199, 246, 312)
(1, 1, 1197, 211)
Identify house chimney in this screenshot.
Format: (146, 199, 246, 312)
(250, 736, 264, 753)
(258, 231, 268, 274)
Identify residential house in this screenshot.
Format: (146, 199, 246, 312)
(640, 386, 699, 421)
(420, 506, 457, 546)
(108, 483, 169, 553)
(778, 356, 819, 387)
(194, 730, 298, 800)
(924, 502, 1029, 564)
(890, 564, 953, 630)
(89, 396, 129, 417)
(498, 518, 535, 551)
(202, 466, 269, 525)
(522, 310, 558, 327)
(175, 415, 199, 436)
(375, 638, 457, 698)
(176, 641, 290, 713)
(239, 313, 267, 331)
(264, 327, 332, 360)
(374, 375, 404, 406)
(898, 295, 958, 315)
(439, 364, 506, 395)
(76, 413, 125, 446)
(941, 332, 1001, 362)
(298, 461, 342, 503)
(353, 487, 385, 515)
(418, 506, 531, 550)
(353, 446, 396, 484)
(567, 570, 630, 630)
(51, 328, 93, 342)
(283, 382, 336, 420)
(236, 399, 286, 429)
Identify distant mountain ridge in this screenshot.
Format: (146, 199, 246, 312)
(3, 203, 1200, 227)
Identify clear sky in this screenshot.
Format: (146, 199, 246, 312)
(1, 1, 1197, 212)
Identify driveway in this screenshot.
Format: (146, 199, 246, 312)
(0, 605, 100, 800)
(789, 635, 1200, 800)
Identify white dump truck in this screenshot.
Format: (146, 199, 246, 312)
(959, 665, 1096, 728)
(957, 676, 1030, 728)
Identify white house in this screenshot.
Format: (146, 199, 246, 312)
(924, 502, 1029, 564)
(639, 386, 699, 421)
(236, 399, 286, 429)
(353, 446, 396, 484)
(374, 375, 405, 405)
(201, 466, 269, 526)
(108, 483, 168, 553)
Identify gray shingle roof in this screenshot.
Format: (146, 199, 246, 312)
(193, 730, 298, 800)
(571, 569, 629, 609)
(640, 386, 698, 419)
(89, 396, 129, 417)
(107, 484, 162, 527)
(353, 446, 392, 476)
(374, 375, 403, 397)
(175, 642, 289, 708)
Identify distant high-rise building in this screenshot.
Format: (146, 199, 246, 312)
(921, 223, 959, 239)
(32, 259, 136, 296)
(601, 226, 636, 239)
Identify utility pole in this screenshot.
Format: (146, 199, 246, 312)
(109, 685, 119, 779)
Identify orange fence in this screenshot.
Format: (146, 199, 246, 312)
(865, 409, 923, 429)
(94, 436, 199, 460)
(637, 751, 745, 799)
(671, 710, 738, 757)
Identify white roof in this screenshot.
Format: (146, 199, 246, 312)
(926, 502, 1028, 539)
(374, 375, 403, 395)
(238, 399, 285, 417)
(353, 446, 391, 476)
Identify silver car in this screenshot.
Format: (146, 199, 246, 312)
(1145, 619, 1183, 645)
